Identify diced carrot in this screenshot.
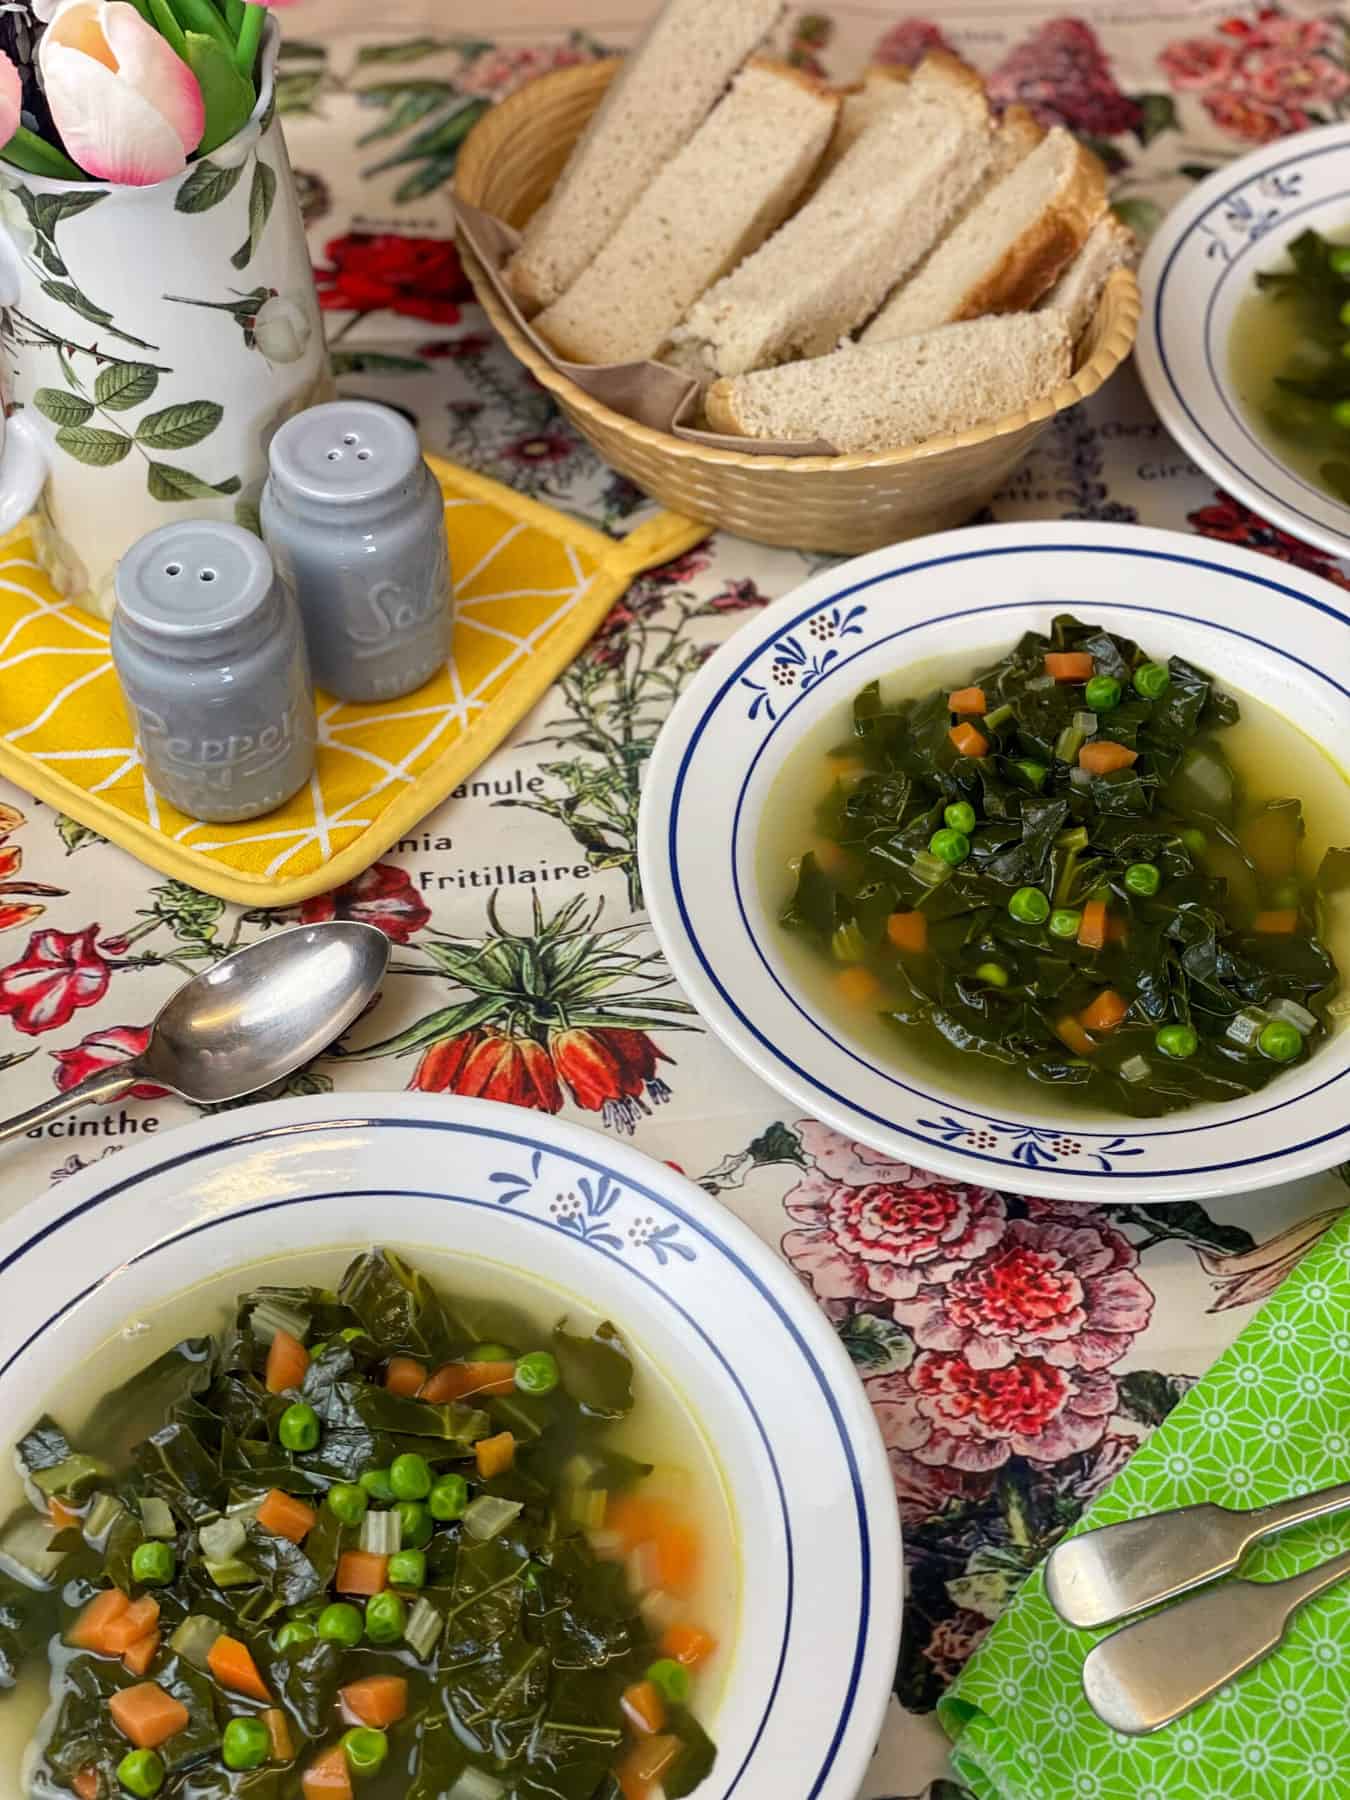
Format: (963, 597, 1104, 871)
(384, 1357, 427, 1397)
(1077, 900, 1109, 951)
(616, 1735, 681, 1800)
(947, 686, 986, 715)
(49, 1497, 81, 1532)
(1053, 1015, 1096, 1057)
(475, 1431, 516, 1480)
(335, 1551, 388, 1597)
(207, 1633, 271, 1703)
(813, 839, 855, 877)
(836, 966, 880, 1006)
(1104, 915, 1130, 944)
(69, 1587, 129, 1652)
(661, 1624, 717, 1669)
(108, 1681, 189, 1750)
(262, 1709, 295, 1764)
(102, 1596, 160, 1656)
(1242, 807, 1299, 880)
(301, 1746, 354, 1799)
(606, 1494, 669, 1551)
(621, 1681, 667, 1737)
(1253, 909, 1299, 934)
(257, 1489, 317, 1545)
(340, 1675, 408, 1729)
(1045, 651, 1094, 682)
(886, 911, 928, 955)
(1079, 989, 1129, 1034)
(72, 1769, 100, 1800)
(122, 1630, 160, 1679)
(1077, 740, 1138, 776)
(948, 722, 989, 758)
(607, 1496, 699, 1596)
(264, 1328, 309, 1396)
(420, 1360, 516, 1404)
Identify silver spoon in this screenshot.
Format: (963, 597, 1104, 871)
(0, 920, 389, 1146)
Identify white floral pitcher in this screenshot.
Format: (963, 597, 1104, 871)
(0, 20, 329, 618)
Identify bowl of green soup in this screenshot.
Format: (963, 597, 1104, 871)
(639, 521, 1350, 1202)
(0, 1095, 900, 1800)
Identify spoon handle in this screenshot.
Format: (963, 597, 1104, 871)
(0, 1066, 142, 1147)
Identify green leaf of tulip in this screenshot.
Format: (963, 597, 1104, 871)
(183, 32, 257, 156)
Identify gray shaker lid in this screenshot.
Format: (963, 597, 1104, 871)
(267, 400, 421, 508)
(115, 520, 276, 642)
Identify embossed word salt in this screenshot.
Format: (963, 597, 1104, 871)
(112, 521, 317, 824)
(261, 400, 452, 703)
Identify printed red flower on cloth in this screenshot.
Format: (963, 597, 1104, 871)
(454, 42, 595, 102)
(413, 1028, 563, 1112)
(1188, 489, 1350, 589)
(502, 431, 575, 467)
(50, 1025, 168, 1100)
(891, 1216, 1154, 1372)
(884, 1445, 994, 1529)
(874, 18, 954, 68)
(702, 577, 769, 614)
(923, 1609, 992, 1683)
(781, 1121, 1006, 1316)
(870, 1352, 1119, 1471)
(299, 861, 430, 945)
(644, 545, 714, 588)
(315, 233, 470, 323)
(550, 1025, 671, 1129)
(0, 924, 110, 1036)
(1159, 10, 1350, 143)
(989, 18, 1144, 136)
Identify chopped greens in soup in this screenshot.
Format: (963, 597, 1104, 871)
(0, 1249, 728, 1800)
(766, 614, 1348, 1118)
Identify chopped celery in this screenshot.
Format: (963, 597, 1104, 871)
(462, 1497, 523, 1542)
(139, 1497, 176, 1540)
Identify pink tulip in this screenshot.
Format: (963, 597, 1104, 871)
(0, 50, 20, 150)
(39, 0, 204, 185)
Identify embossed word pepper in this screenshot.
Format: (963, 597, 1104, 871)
(111, 520, 317, 823)
(261, 399, 452, 703)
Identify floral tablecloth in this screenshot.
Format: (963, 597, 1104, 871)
(2, 3, 1350, 1796)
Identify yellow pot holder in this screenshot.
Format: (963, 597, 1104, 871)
(0, 456, 707, 905)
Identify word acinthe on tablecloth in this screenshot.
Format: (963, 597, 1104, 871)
(27, 1109, 160, 1141)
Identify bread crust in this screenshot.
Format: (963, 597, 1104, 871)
(954, 139, 1107, 320)
(704, 377, 745, 435)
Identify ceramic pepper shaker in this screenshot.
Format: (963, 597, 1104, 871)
(111, 521, 317, 823)
(261, 400, 452, 703)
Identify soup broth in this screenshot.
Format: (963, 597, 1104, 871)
(758, 619, 1350, 1119)
(0, 1246, 738, 1799)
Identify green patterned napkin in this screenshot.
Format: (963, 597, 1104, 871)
(939, 1211, 1350, 1800)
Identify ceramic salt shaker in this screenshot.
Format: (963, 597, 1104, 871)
(261, 400, 452, 703)
(111, 521, 316, 823)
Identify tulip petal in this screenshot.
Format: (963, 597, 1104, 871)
(101, 1, 204, 153)
(41, 42, 189, 183)
(0, 51, 20, 147)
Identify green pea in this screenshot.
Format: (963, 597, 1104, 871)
(117, 1749, 165, 1797)
(1270, 878, 1301, 909)
(1012, 759, 1048, 790)
(1084, 674, 1121, 712)
(1048, 908, 1082, 940)
(1333, 245, 1350, 277)
(943, 800, 977, 834)
(646, 1658, 692, 1705)
(1258, 1020, 1303, 1062)
(1155, 1024, 1198, 1060)
(974, 962, 1009, 988)
(394, 1500, 433, 1549)
(359, 1467, 397, 1504)
(317, 1601, 364, 1647)
(389, 1453, 433, 1502)
(470, 1343, 513, 1362)
(278, 1402, 320, 1453)
(1133, 661, 1171, 700)
(131, 1540, 175, 1587)
(514, 1351, 560, 1396)
(929, 828, 970, 866)
(1008, 886, 1050, 925)
(428, 1474, 469, 1522)
(1123, 862, 1161, 897)
(388, 1548, 426, 1589)
(342, 1728, 389, 1776)
(327, 1482, 368, 1526)
(1180, 827, 1207, 856)
(365, 1590, 407, 1645)
(222, 1717, 271, 1772)
(1332, 397, 1350, 429)
(273, 1618, 317, 1652)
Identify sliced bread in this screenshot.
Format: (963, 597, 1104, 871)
(704, 313, 1073, 453)
(861, 127, 1106, 344)
(533, 63, 837, 365)
(505, 0, 786, 313)
(1039, 212, 1138, 344)
(669, 58, 993, 377)
(809, 64, 911, 190)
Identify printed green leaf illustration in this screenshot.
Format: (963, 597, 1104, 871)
(33, 190, 107, 235)
(32, 387, 93, 427)
(135, 400, 223, 450)
(94, 362, 160, 411)
(275, 66, 327, 113)
(361, 96, 488, 202)
(174, 156, 245, 213)
(55, 813, 106, 854)
(31, 240, 67, 278)
(185, 31, 258, 155)
(55, 424, 132, 466)
(355, 81, 455, 146)
(1134, 91, 1179, 148)
(234, 495, 262, 535)
(355, 35, 462, 64)
(36, 277, 157, 350)
(328, 349, 428, 376)
(230, 159, 277, 270)
(146, 463, 242, 501)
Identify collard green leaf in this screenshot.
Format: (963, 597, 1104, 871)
(442, 1535, 529, 1665)
(268, 1636, 343, 1736)
(175, 156, 245, 212)
(339, 1247, 457, 1362)
(552, 1321, 634, 1420)
(16, 1415, 73, 1475)
(0, 1567, 53, 1689)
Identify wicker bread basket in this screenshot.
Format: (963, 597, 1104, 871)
(453, 60, 1141, 555)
